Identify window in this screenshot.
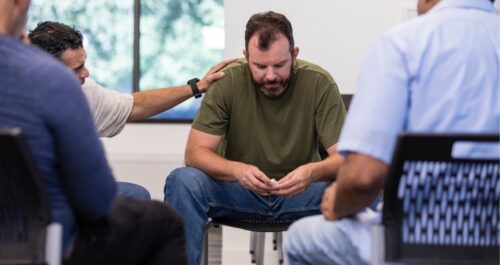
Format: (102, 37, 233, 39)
(28, 0, 224, 121)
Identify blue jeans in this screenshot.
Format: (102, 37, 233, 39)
(164, 167, 330, 265)
(284, 209, 381, 265)
(117, 181, 151, 200)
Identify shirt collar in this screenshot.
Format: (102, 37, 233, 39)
(429, 0, 497, 14)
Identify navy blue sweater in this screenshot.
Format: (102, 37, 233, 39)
(0, 35, 116, 252)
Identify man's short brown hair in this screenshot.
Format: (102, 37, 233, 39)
(245, 11, 294, 54)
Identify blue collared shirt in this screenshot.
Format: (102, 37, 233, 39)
(338, 0, 500, 163)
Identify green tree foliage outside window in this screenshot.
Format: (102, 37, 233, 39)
(28, 0, 224, 120)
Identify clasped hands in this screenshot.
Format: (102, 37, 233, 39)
(233, 162, 313, 197)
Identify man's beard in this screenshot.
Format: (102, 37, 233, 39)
(253, 65, 294, 98)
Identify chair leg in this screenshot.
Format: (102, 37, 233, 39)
(200, 222, 213, 265)
(370, 224, 385, 265)
(250, 231, 257, 263)
(272, 232, 277, 250)
(255, 232, 265, 265)
(276, 232, 284, 264)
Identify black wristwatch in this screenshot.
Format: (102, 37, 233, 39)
(187, 78, 202, 98)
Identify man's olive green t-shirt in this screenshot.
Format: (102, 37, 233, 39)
(192, 59, 346, 180)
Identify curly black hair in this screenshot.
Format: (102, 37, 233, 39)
(29, 21, 83, 59)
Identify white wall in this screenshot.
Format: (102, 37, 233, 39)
(102, 1, 417, 264)
(101, 124, 190, 200)
(224, 0, 413, 94)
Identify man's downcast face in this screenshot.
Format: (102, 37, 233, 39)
(246, 33, 296, 98)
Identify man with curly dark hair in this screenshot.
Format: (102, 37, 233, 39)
(29, 21, 235, 200)
(30, 21, 235, 137)
(0, 1, 187, 264)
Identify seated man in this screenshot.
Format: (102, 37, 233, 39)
(29, 21, 235, 199)
(165, 11, 346, 265)
(284, 0, 500, 264)
(0, 1, 187, 264)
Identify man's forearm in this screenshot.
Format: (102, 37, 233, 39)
(332, 154, 387, 219)
(332, 179, 381, 219)
(128, 85, 193, 121)
(307, 152, 344, 182)
(185, 146, 240, 181)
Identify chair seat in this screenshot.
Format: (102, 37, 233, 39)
(210, 218, 294, 232)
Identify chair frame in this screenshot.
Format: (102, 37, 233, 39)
(0, 128, 62, 265)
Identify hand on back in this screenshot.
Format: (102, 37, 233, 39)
(198, 58, 238, 92)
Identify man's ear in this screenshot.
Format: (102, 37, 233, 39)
(243, 49, 248, 59)
(292, 47, 299, 63)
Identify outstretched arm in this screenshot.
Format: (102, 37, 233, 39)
(185, 128, 273, 195)
(128, 58, 237, 121)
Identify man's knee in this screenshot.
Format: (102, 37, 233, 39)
(285, 215, 341, 254)
(285, 215, 368, 265)
(117, 181, 151, 200)
(164, 167, 208, 198)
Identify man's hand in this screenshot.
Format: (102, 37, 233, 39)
(233, 162, 273, 195)
(320, 182, 337, 220)
(271, 164, 314, 196)
(197, 58, 238, 92)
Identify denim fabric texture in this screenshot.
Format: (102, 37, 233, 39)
(164, 167, 330, 265)
(117, 181, 151, 200)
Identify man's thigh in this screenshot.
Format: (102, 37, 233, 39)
(285, 210, 380, 265)
(270, 181, 330, 220)
(167, 167, 330, 220)
(209, 180, 331, 221)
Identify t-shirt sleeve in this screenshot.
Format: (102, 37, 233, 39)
(191, 72, 232, 136)
(40, 73, 116, 222)
(338, 36, 409, 164)
(315, 74, 346, 150)
(81, 78, 133, 137)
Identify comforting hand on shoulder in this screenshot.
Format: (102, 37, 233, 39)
(198, 58, 238, 92)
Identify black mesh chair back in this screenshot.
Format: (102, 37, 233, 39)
(0, 128, 52, 264)
(382, 133, 499, 265)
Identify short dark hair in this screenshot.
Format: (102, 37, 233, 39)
(29, 21, 83, 59)
(245, 11, 294, 54)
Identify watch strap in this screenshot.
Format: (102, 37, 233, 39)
(187, 78, 202, 98)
